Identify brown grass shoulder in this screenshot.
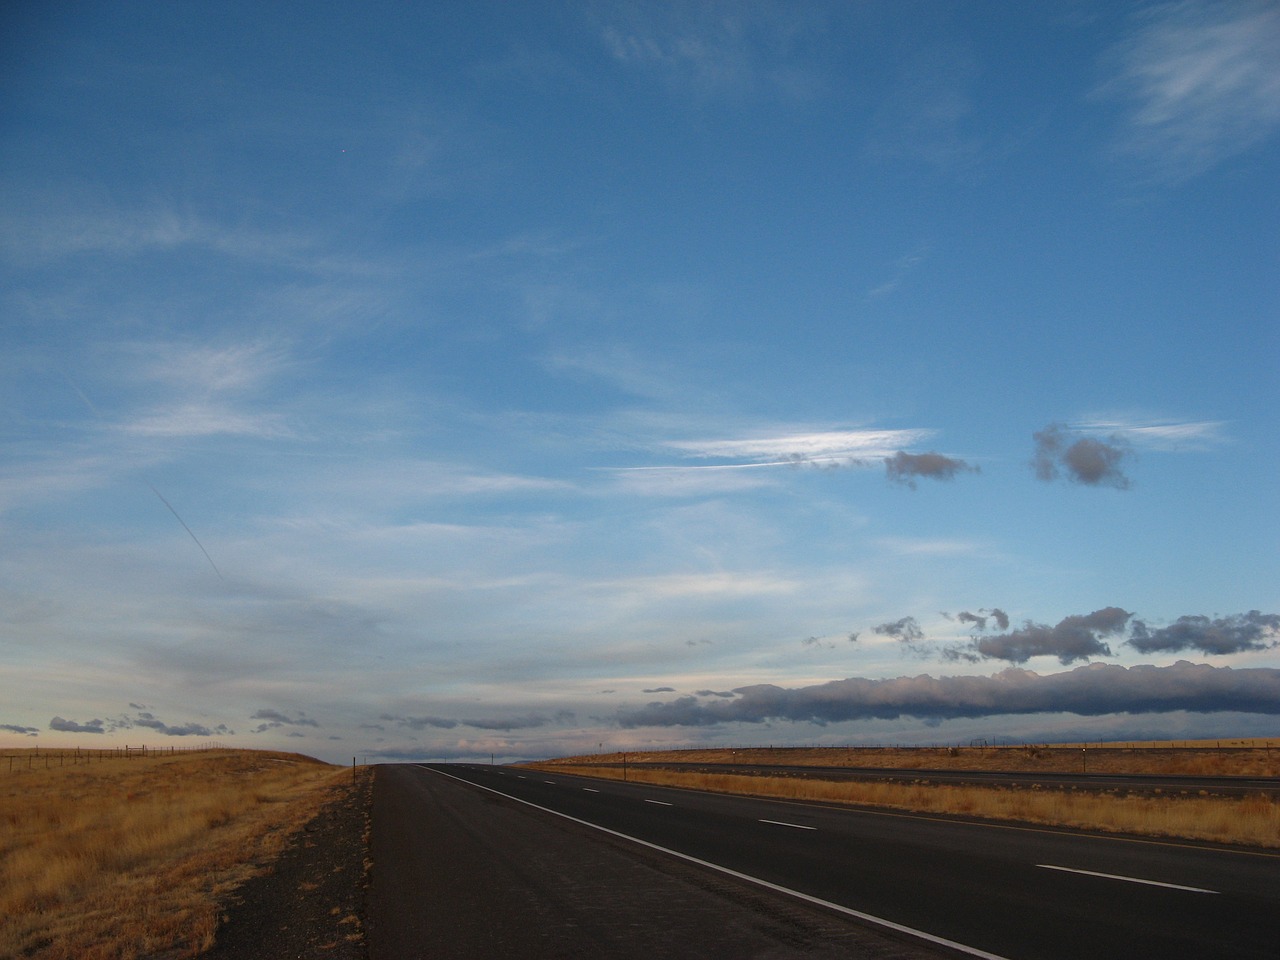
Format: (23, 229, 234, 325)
(0, 748, 355, 960)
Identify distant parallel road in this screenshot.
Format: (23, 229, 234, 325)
(609, 762, 1280, 797)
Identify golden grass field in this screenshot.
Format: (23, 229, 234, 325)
(533, 740, 1280, 848)
(0, 748, 352, 960)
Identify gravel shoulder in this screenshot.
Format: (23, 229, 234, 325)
(204, 768, 372, 960)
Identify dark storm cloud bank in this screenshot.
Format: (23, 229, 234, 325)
(617, 662, 1280, 728)
(1032, 423, 1130, 488)
(885, 451, 978, 489)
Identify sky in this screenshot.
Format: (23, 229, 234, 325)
(2, 1, 1278, 763)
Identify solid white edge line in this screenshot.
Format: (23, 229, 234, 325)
(425, 766, 1012, 960)
(1037, 864, 1218, 894)
(759, 818, 817, 831)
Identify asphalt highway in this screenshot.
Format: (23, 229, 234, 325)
(367, 763, 942, 960)
(405, 763, 1280, 960)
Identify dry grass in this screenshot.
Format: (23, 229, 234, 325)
(531, 742, 1280, 848)
(0, 748, 352, 960)
(551, 741, 1280, 778)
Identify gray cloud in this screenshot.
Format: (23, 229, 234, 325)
(462, 711, 575, 731)
(617, 662, 1280, 728)
(49, 716, 106, 734)
(250, 708, 320, 734)
(884, 451, 978, 489)
(874, 616, 924, 644)
(2, 723, 39, 736)
(383, 714, 458, 731)
(696, 689, 737, 698)
(1129, 611, 1280, 655)
(955, 608, 1010, 631)
(642, 687, 676, 694)
(133, 713, 225, 737)
(1032, 423, 1131, 489)
(948, 607, 1132, 665)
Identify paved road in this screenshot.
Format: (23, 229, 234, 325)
(406, 763, 1280, 960)
(366, 763, 943, 960)
(619, 761, 1280, 797)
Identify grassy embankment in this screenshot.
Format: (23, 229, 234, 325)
(533, 739, 1280, 848)
(0, 748, 352, 960)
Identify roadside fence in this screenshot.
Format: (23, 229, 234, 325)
(3, 742, 230, 773)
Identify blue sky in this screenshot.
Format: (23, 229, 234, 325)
(2, 1, 1277, 762)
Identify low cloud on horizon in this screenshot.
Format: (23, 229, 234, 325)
(618, 661, 1280, 728)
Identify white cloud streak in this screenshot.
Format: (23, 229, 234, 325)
(1104, 0, 1280, 179)
(667, 428, 934, 464)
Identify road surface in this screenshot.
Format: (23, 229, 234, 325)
(370, 763, 1280, 959)
(367, 763, 942, 959)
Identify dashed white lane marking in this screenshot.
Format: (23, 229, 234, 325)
(760, 819, 817, 831)
(584, 788, 600, 793)
(544, 780, 557, 784)
(1037, 864, 1218, 894)
(644, 798, 674, 806)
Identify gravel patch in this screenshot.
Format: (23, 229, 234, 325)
(205, 768, 372, 960)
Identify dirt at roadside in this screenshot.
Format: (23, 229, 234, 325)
(203, 767, 372, 960)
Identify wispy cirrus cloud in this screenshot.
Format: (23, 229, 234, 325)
(1101, 0, 1280, 180)
(609, 427, 946, 496)
(121, 403, 292, 439)
(666, 428, 934, 465)
(0, 202, 320, 268)
(596, 1, 824, 102)
(1072, 417, 1227, 451)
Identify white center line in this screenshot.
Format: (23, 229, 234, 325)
(583, 788, 600, 793)
(760, 818, 817, 831)
(1037, 864, 1218, 894)
(544, 780, 557, 784)
(644, 798, 673, 806)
